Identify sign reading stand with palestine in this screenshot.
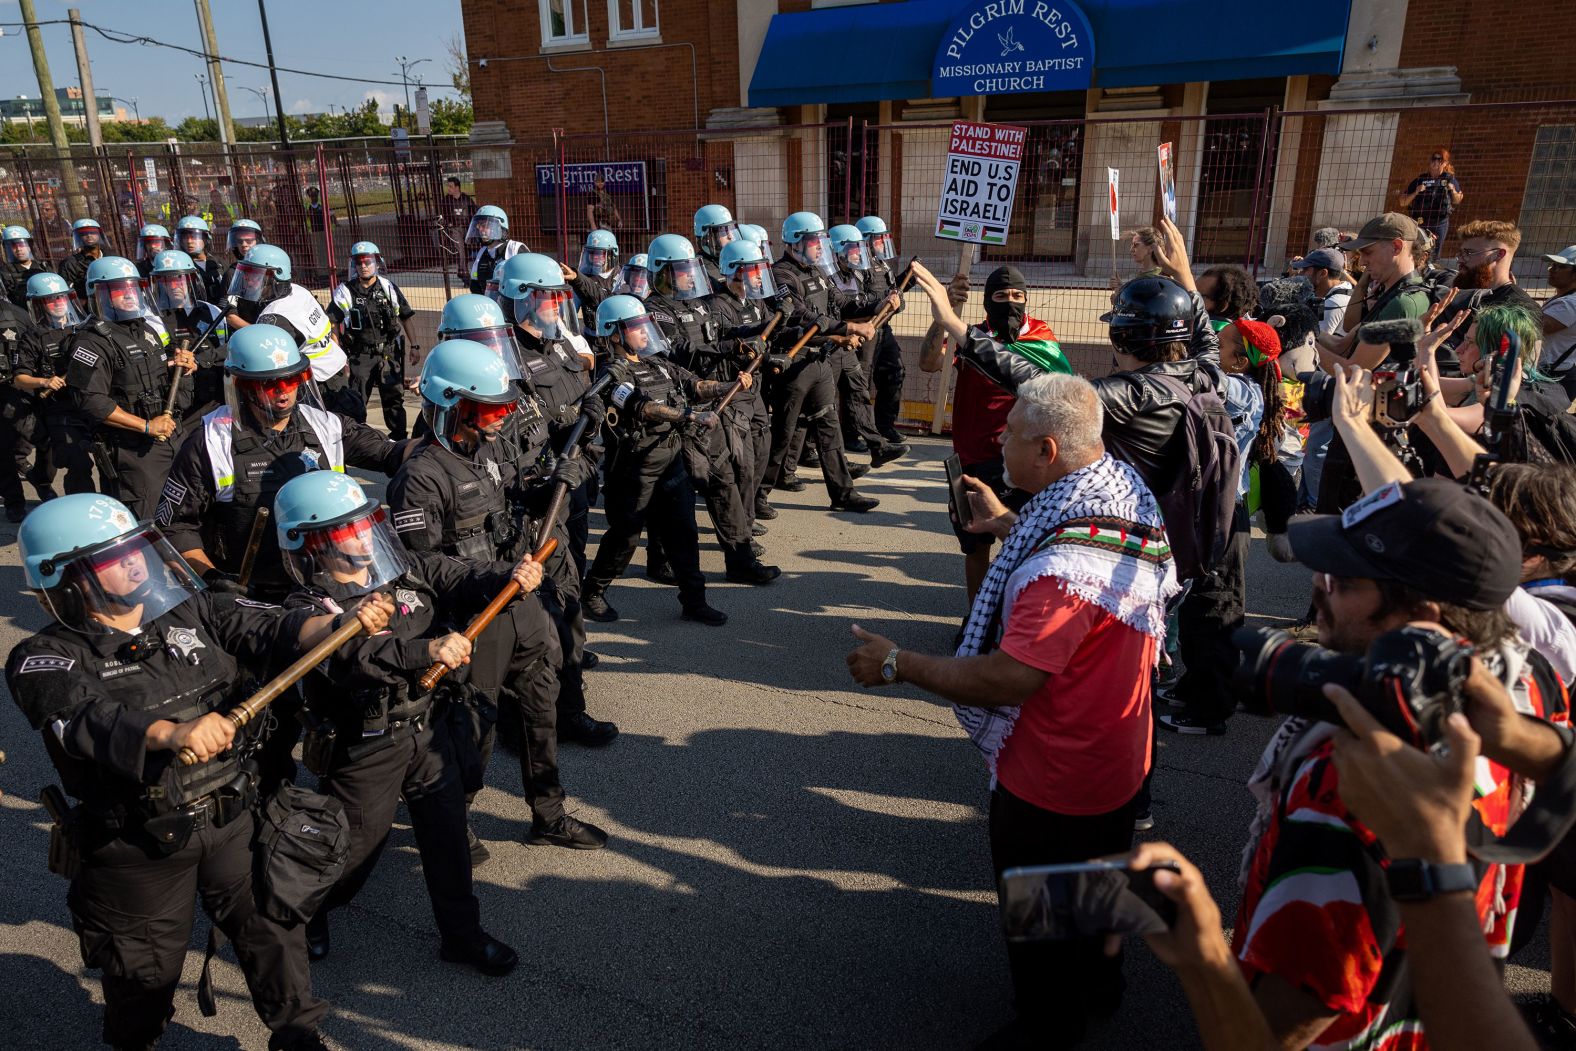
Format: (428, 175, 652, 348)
(932, 0, 1096, 98)
(936, 120, 1026, 246)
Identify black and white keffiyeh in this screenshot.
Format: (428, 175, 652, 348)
(953, 455, 1180, 775)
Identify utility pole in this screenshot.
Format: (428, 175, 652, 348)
(196, 73, 213, 124)
(67, 8, 102, 150)
(256, 0, 289, 148)
(194, 0, 235, 147)
(19, 0, 88, 219)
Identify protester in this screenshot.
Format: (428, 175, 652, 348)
(1195, 265, 1257, 331)
(1437, 220, 1541, 354)
(1541, 244, 1576, 397)
(1128, 226, 1163, 278)
(845, 372, 1178, 1049)
(1400, 148, 1464, 247)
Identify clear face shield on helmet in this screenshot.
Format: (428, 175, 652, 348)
(443, 325, 526, 382)
(614, 263, 650, 300)
(177, 229, 209, 256)
(578, 244, 617, 279)
(430, 394, 522, 454)
(92, 277, 154, 323)
(730, 259, 780, 300)
(31, 291, 85, 330)
(227, 227, 260, 258)
(792, 231, 838, 276)
(868, 232, 896, 260)
(610, 314, 671, 360)
(151, 271, 199, 313)
(467, 214, 504, 244)
(226, 362, 325, 426)
(73, 226, 103, 252)
(512, 287, 581, 340)
(227, 260, 277, 306)
(836, 240, 870, 272)
(702, 222, 740, 259)
(348, 252, 380, 286)
(138, 235, 170, 261)
(282, 504, 412, 603)
(654, 258, 713, 301)
(5, 237, 33, 264)
(40, 525, 205, 635)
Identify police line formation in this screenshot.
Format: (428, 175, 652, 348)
(0, 203, 919, 1049)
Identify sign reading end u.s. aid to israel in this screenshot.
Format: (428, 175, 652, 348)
(931, 0, 1096, 98)
(936, 120, 1026, 245)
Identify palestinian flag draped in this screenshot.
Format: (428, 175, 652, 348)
(993, 316, 1069, 375)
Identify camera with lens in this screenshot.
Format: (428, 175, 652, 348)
(1297, 367, 1423, 429)
(1232, 625, 1475, 748)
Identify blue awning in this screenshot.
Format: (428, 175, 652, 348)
(747, 0, 1351, 108)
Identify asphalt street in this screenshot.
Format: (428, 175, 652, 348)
(0, 432, 1555, 1050)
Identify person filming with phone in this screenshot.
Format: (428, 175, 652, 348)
(844, 372, 1179, 1047)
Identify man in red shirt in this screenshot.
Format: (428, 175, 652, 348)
(919, 265, 1069, 607)
(847, 372, 1177, 1047)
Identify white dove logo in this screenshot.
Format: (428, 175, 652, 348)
(998, 27, 1025, 57)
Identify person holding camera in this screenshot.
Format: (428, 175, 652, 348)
(1232, 477, 1570, 1048)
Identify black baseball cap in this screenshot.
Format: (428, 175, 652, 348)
(1288, 478, 1522, 610)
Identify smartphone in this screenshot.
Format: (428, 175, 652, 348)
(998, 860, 1180, 941)
(943, 454, 973, 529)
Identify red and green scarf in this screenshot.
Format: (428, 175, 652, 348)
(989, 315, 1069, 375)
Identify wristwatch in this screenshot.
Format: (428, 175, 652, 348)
(1384, 858, 1476, 902)
(880, 647, 900, 685)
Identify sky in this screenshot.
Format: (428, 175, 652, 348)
(0, 0, 468, 124)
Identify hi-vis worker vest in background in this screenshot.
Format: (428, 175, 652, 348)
(202, 402, 346, 502)
(266, 284, 349, 382)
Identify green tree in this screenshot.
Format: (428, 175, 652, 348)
(428, 98, 472, 136)
(174, 117, 219, 142)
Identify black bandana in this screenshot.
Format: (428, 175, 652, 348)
(984, 266, 1027, 343)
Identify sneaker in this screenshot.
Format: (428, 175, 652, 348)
(581, 591, 618, 623)
(1132, 810, 1155, 833)
(1154, 685, 1187, 710)
(525, 814, 609, 850)
(681, 603, 728, 626)
(830, 494, 879, 513)
(559, 710, 619, 746)
(778, 474, 807, 493)
(1158, 712, 1228, 735)
(750, 521, 768, 536)
(847, 463, 870, 480)
(754, 502, 778, 521)
(645, 561, 677, 586)
(870, 441, 909, 468)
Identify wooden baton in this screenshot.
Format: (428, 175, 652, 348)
(236, 506, 271, 589)
(416, 536, 559, 693)
(714, 310, 783, 415)
(178, 614, 367, 766)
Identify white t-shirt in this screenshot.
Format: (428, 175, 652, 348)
(1319, 283, 1352, 336)
(1541, 292, 1576, 374)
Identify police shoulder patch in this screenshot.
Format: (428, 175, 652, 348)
(17, 654, 74, 674)
(161, 479, 188, 505)
(72, 347, 98, 368)
(233, 597, 279, 609)
(391, 509, 425, 532)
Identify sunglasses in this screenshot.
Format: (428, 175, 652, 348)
(1431, 155, 1444, 161)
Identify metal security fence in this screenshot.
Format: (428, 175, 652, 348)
(7, 100, 1576, 431)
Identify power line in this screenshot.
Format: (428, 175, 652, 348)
(0, 16, 448, 91)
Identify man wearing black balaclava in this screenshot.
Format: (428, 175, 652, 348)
(984, 265, 1027, 342)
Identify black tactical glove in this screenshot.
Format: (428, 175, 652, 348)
(577, 391, 607, 430)
(767, 354, 792, 376)
(202, 568, 248, 594)
(551, 454, 595, 491)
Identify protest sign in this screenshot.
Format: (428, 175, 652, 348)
(935, 120, 1026, 246)
(1157, 143, 1176, 223)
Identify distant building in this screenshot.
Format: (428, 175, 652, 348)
(1, 87, 124, 127)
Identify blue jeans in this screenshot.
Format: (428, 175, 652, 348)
(1297, 419, 1334, 511)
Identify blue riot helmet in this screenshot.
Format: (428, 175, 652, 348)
(224, 323, 322, 423)
(347, 240, 383, 284)
(782, 211, 836, 276)
(437, 293, 525, 381)
(226, 218, 263, 258)
(467, 204, 509, 245)
(718, 240, 779, 300)
(614, 252, 650, 300)
(26, 272, 85, 329)
(274, 471, 411, 602)
(693, 204, 739, 259)
(148, 249, 203, 313)
(72, 218, 104, 252)
(175, 215, 212, 256)
(595, 294, 670, 360)
(3, 224, 35, 264)
(738, 223, 772, 260)
(855, 215, 895, 260)
(497, 252, 580, 340)
(20, 493, 205, 634)
(137, 223, 171, 261)
(419, 337, 520, 453)
(86, 256, 153, 323)
(227, 243, 291, 306)
(827, 225, 870, 272)
(579, 229, 619, 279)
(647, 234, 711, 301)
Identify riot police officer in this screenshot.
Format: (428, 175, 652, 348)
(693, 203, 740, 288)
(643, 233, 777, 585)
(0, 293, 44, 518)
(175, 214, 227, 302)
(14, 273, 91, 499)
(220, 218, 265, 313)
(2, 224, 53, 307)
(822, 224, 908, 461)
(854, 214, 908, 443)
(711, 238, 783, 533)
(149, 248, 228, 420)
(7, 493, 342, 1050)
(64, 256, 196, 520)
(565, 228, 619, 332)
(58, 218, 107, 302)
(581, 294, 732, 626)
(466, 205, 528, 295)
(762, 212, 881, 515)
(738, 223, 773, 258)
(273, 471, 526, 975)
(614, 251, 651, 302)
(227, 244, 353, 404)
(328, 241, 416, 439)
(134, 223, 172, 279)
(498, 253, 601, 574)
(389, 340, 616, 842)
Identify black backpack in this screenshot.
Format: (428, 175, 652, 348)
(1149, 372, 1243, 581)
(253, 781, 351, 925)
